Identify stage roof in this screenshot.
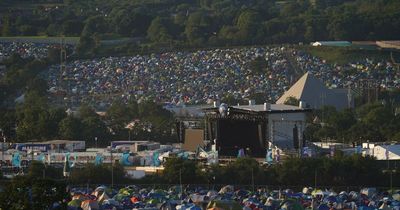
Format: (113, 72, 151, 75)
(233, 104, 307, 112)
(276, 72, 349, 110)
(203, 104, 310, 114)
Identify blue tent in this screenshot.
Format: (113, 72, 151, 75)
(318, 204, 330, 210)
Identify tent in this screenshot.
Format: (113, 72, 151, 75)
(81, 200, 99, 210)
(207, 190, 218, 198)
(311, 190, 324, 197)
(317, 204, 329, 210)
(97, 192, 110, 204)
(219, 185, 234, 194)
(160, 201, 178, 210)
(94, 186, 107, 193)
(208, 208, 224, 210)
(392, 193, 400, 202)
(132, 208, 158, 210)
(102, 199, 120, 206)
(207, 200, 242, 210)
(68, 199, 82, 208)
(169, 185, 182, 194)
(147, 198, 160, 205)
(131, 196, 140, 203)
(280, 199, 304, 210)
(235, 189, 250, 197)
(302, 187, 312, 195)
(358, 206, 376, 210)
(324, 196, 337, 203)
(72, 194, 89, 201)
(190, 194, 209, 203)
(361, 188, 376, 198)
(177, 203, 202, 210)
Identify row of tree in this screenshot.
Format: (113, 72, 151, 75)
(2, 0, 400, 56)
(0, 176, 68, 210)
(0, 155, 397, 209)
(304, 101, 400, 143)
(1, 95, 176, 145)
(158, 155, 397, 187)
(5, 155, 398, 188)
(161, 155, 400, 191)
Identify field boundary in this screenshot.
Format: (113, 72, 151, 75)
(0, 37, 79, 45)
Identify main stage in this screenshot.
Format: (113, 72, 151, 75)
(173, 103, 310, 158)
(203, 106, 267, 157)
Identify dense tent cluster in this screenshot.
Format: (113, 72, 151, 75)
(47, 46, 293, 107)
(64, 185, 400, 210)
(0, 42, 54, 59)
(44, 46, 400, 107)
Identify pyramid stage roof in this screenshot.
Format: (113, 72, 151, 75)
(276, 72, 351, 110)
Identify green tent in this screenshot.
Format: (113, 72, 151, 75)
(148, 198, 159, 205)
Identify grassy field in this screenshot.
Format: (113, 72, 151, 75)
(299, 45, 400, 64)
(0, 36, 79, 45)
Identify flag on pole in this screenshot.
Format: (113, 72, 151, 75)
(95, 153, 103, 166)
(65, 152, 76, 167)
(330, 146, 335, 158)
(12, 152, 21, 167)
(153, 152, 160, 167)
(63, 155, 70, 177)
(237, 148, 245, 158)
(266, 149, 273, 163)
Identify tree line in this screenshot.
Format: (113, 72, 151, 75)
(3, 155, 398, 190)
(283, 94, 400, 144)
(304, 100, 400, 144)
(157, 156, 398, 188)
(0, 95, 177, 145)
(1, 0, 400, 56)
(1, 155, 397, 209)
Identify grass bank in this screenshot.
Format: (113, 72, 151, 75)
(298, 45, 400, 64)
